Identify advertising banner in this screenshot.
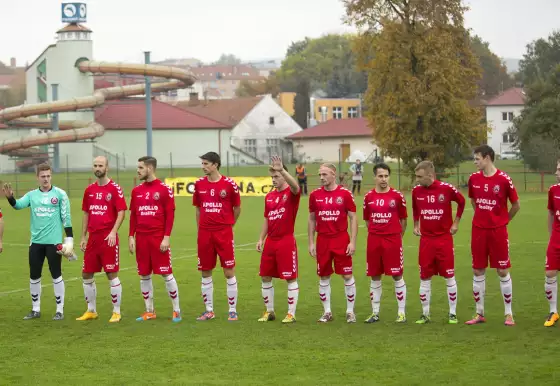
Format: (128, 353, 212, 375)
(165, 177, 274, 197)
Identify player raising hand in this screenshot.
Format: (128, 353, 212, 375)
(256, 155, 301, 324)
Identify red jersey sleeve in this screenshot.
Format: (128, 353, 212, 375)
(192, 180, 200, 207)
(362, 193, 370, 221)
(452, 187, 466, 218)
(163, 184, 175, 236)
(345, 190, 357, 212)
(468, 174, 475, 198)
(412, 187, 419, 221)
(397, 191, 407, 219)
(309, 191, 316, 213)
(113, 184, 127, 212)
(231, 181, 241, 207)
(82, 185, 89, 212)
(549, 187, 554, 211)
(506, 176, 519, 203)
(129, 190, 137, 237)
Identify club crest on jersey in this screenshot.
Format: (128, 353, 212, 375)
(220, 189, 227, 198)
(153, 192, 160, 200)
(50, 197, 58, 204)
(336, 197, 343, 204)
(438, 194, 445, 202)
(106, 193, 112, 201)
(282, 194, 288, 201)
(389, 199, 396, 207)
(493, 185, 500, 194)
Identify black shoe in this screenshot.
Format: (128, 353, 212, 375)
(23, 310, 41, 320)
(52, 312, 64, 321)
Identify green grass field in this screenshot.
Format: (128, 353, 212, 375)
(0, 181, 559, 384)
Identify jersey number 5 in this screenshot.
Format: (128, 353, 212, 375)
(484, 184, 488, 192)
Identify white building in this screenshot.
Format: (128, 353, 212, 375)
(485, 87, 525, 156)
(287, 117, 378, 163)
(174, 94, 303, 163)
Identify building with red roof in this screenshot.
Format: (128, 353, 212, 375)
(286, 117, 377, 163)
(484, 87, 525, 156)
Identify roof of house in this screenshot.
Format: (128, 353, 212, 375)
(0, 74, 15, 86)
(94, 98, 231, 130)
(485, 87, 525, 106)
(57, 23, 92, 33)
(173, 96, 263, 126)
(287, 117, 373, 139)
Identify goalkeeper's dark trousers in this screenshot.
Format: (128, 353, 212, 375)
(29, 243, 62, 280)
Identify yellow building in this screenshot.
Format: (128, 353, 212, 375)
(276, 92, 362, 123)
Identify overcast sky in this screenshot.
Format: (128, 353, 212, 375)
(1, 0, 558, 66)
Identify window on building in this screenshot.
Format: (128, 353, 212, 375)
(502, 112, 514, 122)
(269, 116, 275, 125)
(244, 139, 257, 155)
(502, 133, 515, 143)
(333, 107, 343, 119)
(266, 138, 279, 156)
(348, 106, 358, 118)
(508, 112, 514, 121)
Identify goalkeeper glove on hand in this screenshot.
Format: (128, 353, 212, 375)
(57, 237, 77, 261)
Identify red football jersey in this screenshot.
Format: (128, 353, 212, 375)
(468, 170, 518, 228)
(129, 179, 175, 236)
(82, 180, 127, 233)
(548, 184, 560, 234)
(309, 185, 356, 237)
(192, 175, 241, 231)
(264, 186, 301, 239)
(363, 188, 407, 234)
(412, 180, 465, 237)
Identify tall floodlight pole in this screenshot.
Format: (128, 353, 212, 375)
(144, 51, 152, 156)
(52, 83, 60, 172)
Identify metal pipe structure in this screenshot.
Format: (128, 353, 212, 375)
(0, 61, 196, 155)
(144, 52, 153, 157)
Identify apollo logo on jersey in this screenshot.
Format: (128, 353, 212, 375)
(166, 177, 274, 197)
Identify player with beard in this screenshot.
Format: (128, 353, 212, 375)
(193, 152, 241, 321)
(256, 155, 301, 323)
(77, 156, 127, 323)
(129, 156, 181, 322)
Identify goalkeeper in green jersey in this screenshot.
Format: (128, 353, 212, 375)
(2, 163, 75, 320)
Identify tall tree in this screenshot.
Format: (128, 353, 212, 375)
(235, 75, 280, 97)
(344, 0, 486, 172)
(293, 80, 311, 129)
(470, 35, 515, 97)
(512, 64, 560, 171)
(517, 30, 560, 85)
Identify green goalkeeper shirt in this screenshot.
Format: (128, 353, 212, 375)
(12, 186, 72, 245)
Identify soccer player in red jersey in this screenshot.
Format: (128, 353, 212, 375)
(77, 156, 127, 323)
(308, 163, 358, 323)
(412, 160, 465, 325)
(193, 152, 241, 321)
(128, 156, 181, 323)
(465, 145, 520, 326)
(544, 160, 560, 327)
(363, 163, 408, 323)
(256, 156, 301, 324)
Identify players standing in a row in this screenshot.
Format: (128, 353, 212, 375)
(256, 156, 301, 323)
(129, 156, 181, 322)
(77, 156, 127, 323)
(466, 145, 520, 326)
(412, 161, 465, 324)
(363, 163, 408, 323)
(308, 163, 358, 323)
(544, 160, 560, 327)
(3, 163, 74, 320)
(193, 152, 241, 321)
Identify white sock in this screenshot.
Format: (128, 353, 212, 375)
(344, 276, 356, 313)
(140, 275, 154, 313)
(394, 278, 406, 314)
(446, 276, 458, 315)
(287, 281, 299, 316)
(164, 274, 180, 313)
(201, 276, 214, 312)
(419, 279, 431, 316)
(261, 281, 274, 312)
(109, 278, 122, 314)
(53, 276, 64, 314)
(83, 278, 97, 312)
(473, 274, 486, 315)
(227, 276, 238, 312)
(370, 280, 382, 314)
(545, 276, 558, 314)
(319, 278, 331, 313)
(500, 273, 513, 316)
(30, 278, 41, 312)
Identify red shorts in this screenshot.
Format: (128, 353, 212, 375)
(546, 234, 560, 271)
(419, 234, 454, 279)
(471, 225, 511, 269)
(82, 231, 120, 273)
(316, 233, 352, 277)
(135, 234, 172, 276)
(260, 235, 298, 280)
(366, 233, 403, 277)
(197, 226, 235, 271)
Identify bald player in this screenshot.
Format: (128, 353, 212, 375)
(77, 156, 127, 323)
(308, 163, 358, 323)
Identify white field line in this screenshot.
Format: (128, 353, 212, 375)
(0, 195, 547, 296)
